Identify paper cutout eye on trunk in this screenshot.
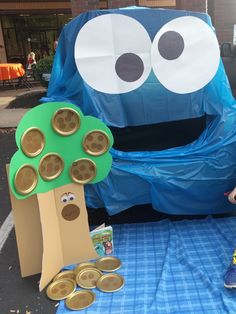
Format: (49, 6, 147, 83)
(68, 192, 75, 201)
(61, 193, 69, 203)
(60, 192, 76, 203)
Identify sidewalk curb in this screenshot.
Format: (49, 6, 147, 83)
(0, 109, 29, 128)
(0, 86, 46, 128)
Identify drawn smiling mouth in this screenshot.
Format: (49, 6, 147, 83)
(110, 114, 207, 152)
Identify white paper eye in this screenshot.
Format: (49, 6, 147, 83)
(68, 192, 75, 201)
(60, 193, 68, 203)
(74, 14, 152, 94)
(151, 16, 220, 94)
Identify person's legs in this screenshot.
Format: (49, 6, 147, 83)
(224, 249, 236, 288)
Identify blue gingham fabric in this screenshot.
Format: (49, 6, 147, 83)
(56, 216, 236, 314)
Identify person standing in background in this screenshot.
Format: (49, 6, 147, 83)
(54, 38, 58, 51)
(26, 51, 36, 77)
(26, 52, 36, 69)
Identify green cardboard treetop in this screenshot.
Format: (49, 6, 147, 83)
(9, 102, 114, 199)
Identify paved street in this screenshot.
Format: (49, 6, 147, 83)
(0, 86, 56, 314)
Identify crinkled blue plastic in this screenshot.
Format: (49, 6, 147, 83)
(42, 7, 236, 216)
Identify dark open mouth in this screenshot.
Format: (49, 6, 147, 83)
(61, 204, 80, 221)
(110, 115, 207, 151)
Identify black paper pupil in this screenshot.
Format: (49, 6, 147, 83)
(158, 31, 184, 60)
(115, 53, 144, 82)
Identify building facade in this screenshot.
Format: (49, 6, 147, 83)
(208, 0, 236, 44)
(70, 0, 206, 16)
(70, 0, 236, 45)
(0, 0, 72, 64)
(0, 1, 235, 65)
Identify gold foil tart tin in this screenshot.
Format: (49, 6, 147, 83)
(83, 130, 110, 156)
(21, 127, 45, 157)
(52, 108, 80, 136)
(53, 270, 76, 282)
(46, 278, 76, 301)
(76, 267, 103, 289)
(95, 256, 122, 272)
(96, 273, 125, 293)
(65, 290, 96, 311)
(74, 262, 96, 274)
(14, 165, 38, 195)
(70, 158, 96, 184)
(39, 153, 64, 180)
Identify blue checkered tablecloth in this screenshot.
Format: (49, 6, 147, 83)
(56, 216, 236, 314)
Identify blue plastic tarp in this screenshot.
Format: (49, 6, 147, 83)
(57, 216, 236, 314)
(42, 7, 236, 215)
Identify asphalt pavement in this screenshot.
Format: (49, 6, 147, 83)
(0, 86, 47, 127)
(0, 85, 57, 314)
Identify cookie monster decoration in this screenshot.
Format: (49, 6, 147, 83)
(44, 7, 236, 215)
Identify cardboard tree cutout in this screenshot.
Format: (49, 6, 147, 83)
(8, 102, 113, 290)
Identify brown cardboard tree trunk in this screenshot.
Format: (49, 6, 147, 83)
(8, 164, 99, 291)
(37, 182, 99, 290)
